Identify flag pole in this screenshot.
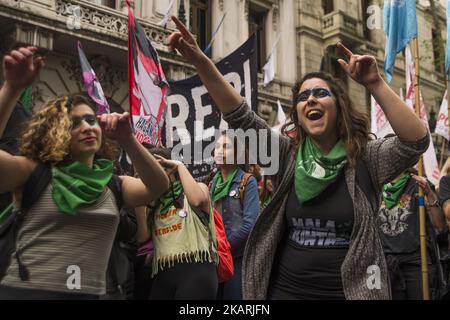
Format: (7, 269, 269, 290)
(411, 36, 430, 300)
(441, 73, 449, 168)
(447, 71, 450, 157)
(440, 133, 446, 168)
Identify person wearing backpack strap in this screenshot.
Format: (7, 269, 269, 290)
(168, 18, 429, 300)
(135, 147, 219, 300)
(0, 47, 169, 299)
(210, 131, 260, 300)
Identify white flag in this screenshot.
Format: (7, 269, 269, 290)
(435, 90, 449, 141)
(158, 0, 176, 28)
(262, 34, 282, 87)
(405, 45, 440, 186)
(370, 95, 393, 138)
(263, 55, 275, 87)
(271, 100, 287, 133)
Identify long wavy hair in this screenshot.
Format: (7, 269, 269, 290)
(20, 93, 119, 163)
(281, 72, 371, 167)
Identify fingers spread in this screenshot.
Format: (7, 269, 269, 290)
(337, 42, 353, 59)
(171, 16, 194, 40)
(337, 59, 348, 72)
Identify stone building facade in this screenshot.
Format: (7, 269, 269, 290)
(0, 0, 448, 153)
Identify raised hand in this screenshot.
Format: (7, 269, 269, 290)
(98, 112, 133, 145)
(337, 42, 381, 87)
(167, 16, 206, 66)
(3, 46, 44, 91)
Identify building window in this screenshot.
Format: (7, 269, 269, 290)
(249, 6, 267, 71)
(91, 0, 116, 9)
(432, 29, 444, 73)
(322, 0, 334, 15)
(362, 0, 372, 41)
(190, 0, 211, 53)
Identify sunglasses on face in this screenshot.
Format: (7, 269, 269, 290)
(70, 114, 98, 130)
(296, 87, 333, 104)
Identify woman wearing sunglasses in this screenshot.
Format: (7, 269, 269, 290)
(167, 17, 429, 300)
(0, 47, 169, 299)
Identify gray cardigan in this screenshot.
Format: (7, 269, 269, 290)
(223, 101, 430, 300)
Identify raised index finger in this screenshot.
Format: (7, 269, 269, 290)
(171, 16, 194, 40)
(337, 42, 353, 60)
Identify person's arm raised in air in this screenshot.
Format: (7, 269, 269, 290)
(154, 155, 211, 214)
(0, 46, 44, 137)
(0, 47, 44, 192)
(337, 43, 429, 187)
(98, 112, 170, 208)
(168, 16, 243, 115)
(337, 43, 427, 141)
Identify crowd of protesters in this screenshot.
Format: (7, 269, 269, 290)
(0, 16, 450, 300)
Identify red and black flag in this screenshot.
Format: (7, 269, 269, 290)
(127, 0, 169, 146)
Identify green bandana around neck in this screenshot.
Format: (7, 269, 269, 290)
(52, 159, 113, 215)
(211, 168, 238, 203)
(382, 175, 411, 209)
(295, 136, 347, 203)
(159, 181, 184, 214)
(262, 195, 272, 209)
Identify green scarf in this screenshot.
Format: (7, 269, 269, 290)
(159, 181, 184, 214)
(52, 159, 113, 215)
(0, 203, 13, 225)
(262, 195, 272, 209)
(211, 168, 238, 203)
(382, 175, 411, 209)
(295, 136, 347, 203)
(19, 86, 33, 115)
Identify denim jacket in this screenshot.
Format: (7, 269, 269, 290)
(212, 168, 260, 258)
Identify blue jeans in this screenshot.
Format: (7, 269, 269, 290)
(218, 256, 243, 300)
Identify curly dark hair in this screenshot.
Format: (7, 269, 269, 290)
(20, 93, 119, 163)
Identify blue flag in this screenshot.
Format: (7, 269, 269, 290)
(383, 0, 417, 82)
(446, 0, 450, 73)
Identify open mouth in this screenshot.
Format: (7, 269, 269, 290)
(306, 110, 324, 121)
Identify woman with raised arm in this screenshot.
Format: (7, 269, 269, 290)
(0, 47, 169, 299)
(168, 17, 429, 300)
(139, 147, 218, 300)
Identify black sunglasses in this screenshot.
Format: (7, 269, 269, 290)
(70, 114, 98, 130)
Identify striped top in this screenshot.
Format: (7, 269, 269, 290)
(1, 184, 119, 295)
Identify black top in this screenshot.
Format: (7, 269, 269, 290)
(377, 179, 420, 254)
(269, 173, 354, 300)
